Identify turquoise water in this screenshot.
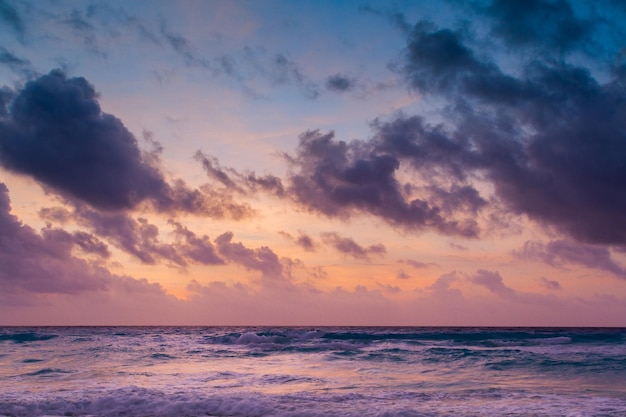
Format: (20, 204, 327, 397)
(1, 327, 625, 416)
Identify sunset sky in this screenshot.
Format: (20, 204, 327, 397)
(1, 0, 626, 325)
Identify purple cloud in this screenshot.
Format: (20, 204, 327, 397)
(394, 12, 626, 245)
(215, 231, 286, 280)
(469, 269, 551, 304)
(483, 0, 594, 54)
(470, 269, 518, 300)
(280, 230, 317, 252)
(285, 129, 482, 237)
(539, 277, 562, 291)
(400, 259, 434, 269)
(169, 220, 224, 265)
(195, 151, 284, 197)
(321, 232, 386, 260)
(0, 183, 118, 296)
(41, 205, 224, 268)
(516, 240, 626, 279)
(41, 228, 110, 258)
(0, 70, 251, 218)
(325, 73, 356, 93)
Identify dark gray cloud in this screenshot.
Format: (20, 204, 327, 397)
(325, 74, 355, 93)
(0, 70, 251, 218)
(0, 47, 34, 77)
(483, 0, 594, 53)
(243, 48, 320, 99)
(215, 231, 285, 280)
(321, 232, 386, 260)
(0, 69, 166, 210)
(159, 21, 211, 69)
(285, 129, 482, 237)
(61, 9, 105, 56)
(269, 53, 320, 99)
(390, 10, 626, 245)
(0, 0, 25, 41)
(516, 240, 626, 280)
(0, 86, 15, 116)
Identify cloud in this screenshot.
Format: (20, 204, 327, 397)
(41, 205, 224, 268)
(194, 151, 243, 191)
(0, 70, 250, 218)
(0, 182, 160, 299)
(396, 270, 410, 280)
(321, 232, 386, 260)
(0, 70, 166, 210)
(243, 48, 320, 99)
(285, 129, 482, 237)
(168, 220, 224, 266)
(325, 73, 356, 93)
(61, 9, 106, 57)
(469, 269, 551, 304)
(185, 280, 400, 326)
(400, 259, 434, 269)
(482, 0, 594, 54)
(70, 207, 185, 266)
(268, 53, 320, 99)
(215, 232, 286, 281)
(0, 47, 34, 77)
(0, 86, 15, 116)
(41, 228, 110, 259)
(539, 277, 561, 291)
(279, 230, 317, 252)
(391, 11, 626, 245)
(516, 240, 626, 280)
(470, 269, 519, 300)
(0, 0, 25, 41)
(159, 21, 211, 69)
(195, 151, 285, 197)
(427, 271, 463, 299)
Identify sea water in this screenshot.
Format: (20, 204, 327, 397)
(0, 327, 625, 416)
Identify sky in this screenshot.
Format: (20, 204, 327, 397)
(1, 0, 626, 326)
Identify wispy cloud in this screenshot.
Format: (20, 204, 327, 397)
(321, 232, 386, 260)
(516, 240, 626, 280)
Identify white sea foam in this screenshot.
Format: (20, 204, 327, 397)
(4, 387, 625, 417)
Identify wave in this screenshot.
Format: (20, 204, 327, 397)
(0, 331, 58, 344)
(22, 368, 72, 377)
(150, 353, 176, 360)
(194, 327, 624, 351)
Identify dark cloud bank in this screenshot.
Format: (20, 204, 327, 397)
(278, 0, 626, 247)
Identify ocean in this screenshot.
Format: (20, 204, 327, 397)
(0, 327, 625, 416)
